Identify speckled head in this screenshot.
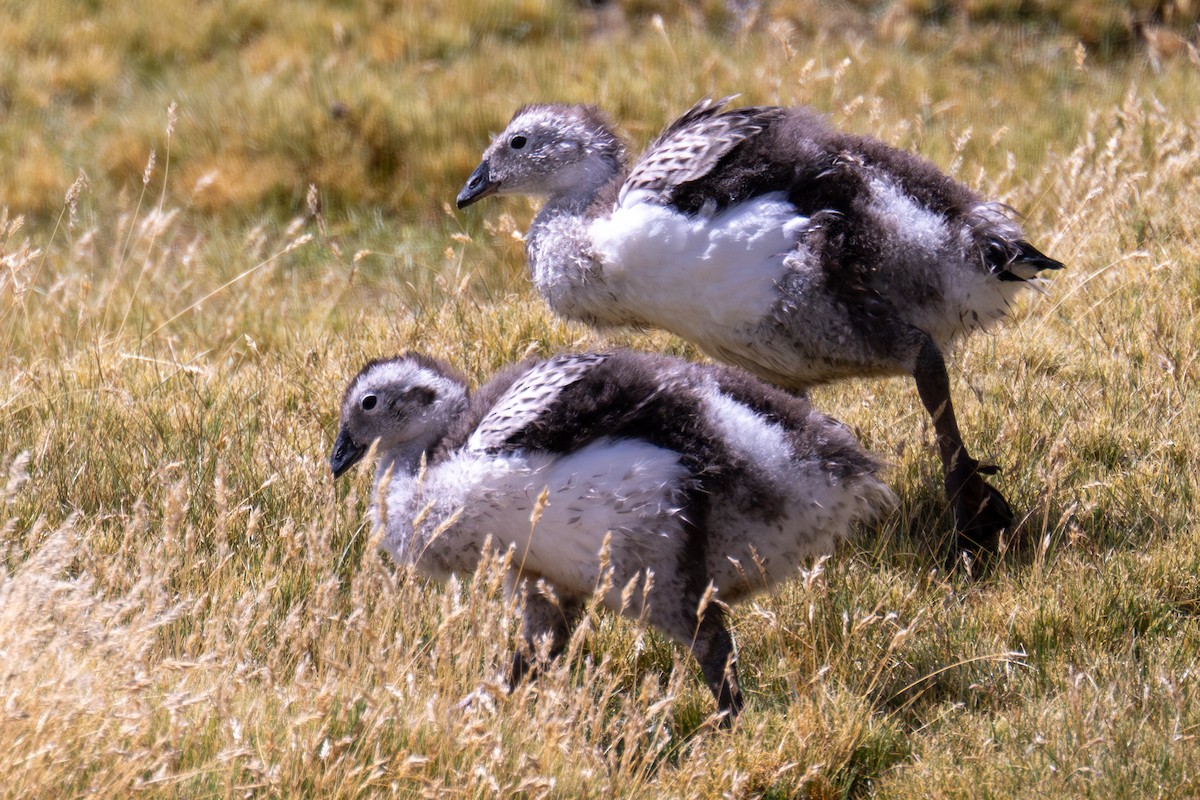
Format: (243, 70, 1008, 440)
(330, 353, 469, 479)
(456, 104, 625, 208)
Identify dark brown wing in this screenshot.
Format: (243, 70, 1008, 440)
(618, 97, 784, 206)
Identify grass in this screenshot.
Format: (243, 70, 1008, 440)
(3, 1, 1200, 796)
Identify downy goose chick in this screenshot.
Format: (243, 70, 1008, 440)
(330, 350, 893, 721)
(456, 98, 1064, 554)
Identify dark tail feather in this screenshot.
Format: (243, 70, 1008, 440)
(994, 240, 1065, 282)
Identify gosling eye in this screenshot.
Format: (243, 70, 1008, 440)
(509, 134, 527, 150)
(361, 394, 377, 411)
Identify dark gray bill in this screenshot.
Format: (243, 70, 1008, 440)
(330, 428, 366, 479)
(456, 161, 498, 209)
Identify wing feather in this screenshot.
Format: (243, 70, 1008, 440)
(467, 353, 610, 452)
(618, 97, 783, 207)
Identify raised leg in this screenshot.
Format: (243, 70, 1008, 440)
(691, 606, 744, 726)
(912, 334, 1015, 555)
(509, 579, 584, 688)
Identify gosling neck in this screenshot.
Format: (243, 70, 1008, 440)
(537, 151, 624, 218)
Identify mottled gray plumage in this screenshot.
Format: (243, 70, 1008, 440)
(456, 97, 1064, 554)
(331, 350, 893, 722)
(620, 97, 783, 205)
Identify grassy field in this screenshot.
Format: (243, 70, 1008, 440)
(3, 1, 1200, 796)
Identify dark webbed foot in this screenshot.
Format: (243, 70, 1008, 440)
(946, 458, 1014, 555)
(912, 334, 1017, 560)
(691, 608, 744, 728)
(507, 581, 583, 692)
(508, 650, 535, 689)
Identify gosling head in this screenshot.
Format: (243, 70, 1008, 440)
(330, 353, 469, 479)
(456, 103, 625, 209)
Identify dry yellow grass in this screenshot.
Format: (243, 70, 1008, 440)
(3, 2, 1200, 797)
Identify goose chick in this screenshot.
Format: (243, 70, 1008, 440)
(330, 350, 893, 722)
(457, 97, 1064, 556)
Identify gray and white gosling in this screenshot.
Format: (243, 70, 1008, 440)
(456, 97, 1065, 555)
(330, 350, 893, 722)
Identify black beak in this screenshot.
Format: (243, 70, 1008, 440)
(330, 428, 366, 479)
(456, 160, 498, 209)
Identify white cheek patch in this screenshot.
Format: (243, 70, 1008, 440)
(588, 192, 806, 335)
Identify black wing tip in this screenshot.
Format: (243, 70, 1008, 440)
(990, 239, 1065, 281)
(1016, 240, 1066, 272)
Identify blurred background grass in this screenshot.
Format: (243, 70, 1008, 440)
(2, 0, 1197, 222)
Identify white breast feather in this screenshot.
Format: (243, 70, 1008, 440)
(588, 192, 808, 337)
(383, 439, 691, 596)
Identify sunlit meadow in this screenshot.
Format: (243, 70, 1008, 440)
(2, 1, 1199, 796)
